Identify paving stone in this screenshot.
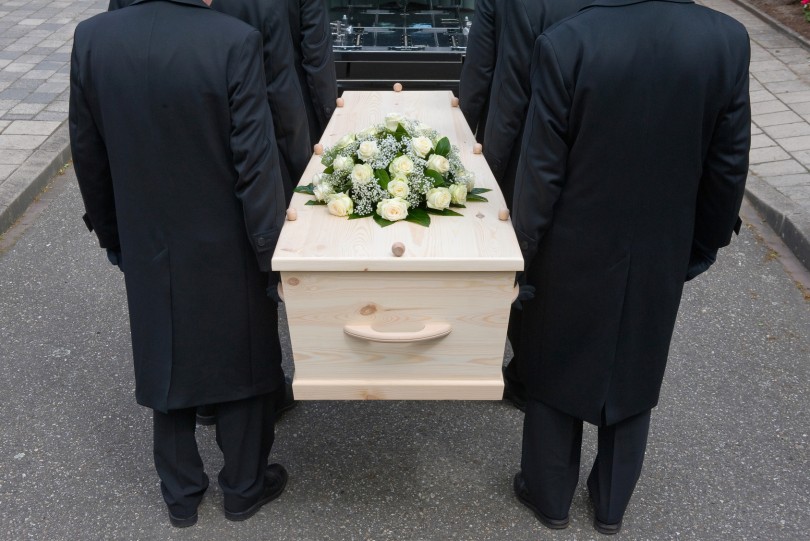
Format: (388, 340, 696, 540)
(750, 134, 776, 149)
(755, 110, 803, 127)
(762, 122, 810, 139)
(0, 133, 47, 150)
(755, 69, 798, 84)
(766, 80, 808, 94)
(777, 135, 810, 152)
(4, 120, 61, 136)
(751, 159, 807, 177)
(766, 173, 810, 188)
(775, 90, 810, 104)
(749, 89, 777, 103)
(749, 146, 791, 164)
(0, 148, 32, 165)
(751, 100, 789, 116)
(8, 102, 46, 115)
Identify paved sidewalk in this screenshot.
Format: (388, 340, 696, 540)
(0, 0, 106, 233)
(1, 0, 810, 269)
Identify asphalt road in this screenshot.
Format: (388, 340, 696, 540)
(0, 168, 808, 541)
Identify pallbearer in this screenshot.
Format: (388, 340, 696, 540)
(70, 0, 288, 527)
(511, 0, 750, 534)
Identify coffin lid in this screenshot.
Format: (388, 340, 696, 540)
(272, 91, 524, 272)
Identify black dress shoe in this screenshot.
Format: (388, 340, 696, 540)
(224, 463, 288, 521)
(587, 475, 622, 535)
(513, 472, 569, 529)
(168, 510, 198, 528)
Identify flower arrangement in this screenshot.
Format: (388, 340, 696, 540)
(294, 113, 490, 227)
(804, 0, 810, 22)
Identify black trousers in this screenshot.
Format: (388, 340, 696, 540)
(521, 398, 651, 524)
(153, 391, 277, 517)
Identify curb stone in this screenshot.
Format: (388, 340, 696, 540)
(729, 0, 810, 52)
(0, 121, 72, 236)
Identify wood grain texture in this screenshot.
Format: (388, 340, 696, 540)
(272, 90, 524, 273)
(285, 271, 514, 400)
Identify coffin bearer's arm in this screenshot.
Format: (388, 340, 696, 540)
(458, 0, 496, 139)
(229, 31, 287, 272)
(299, 0, 338, 133)
(511, 35, 570, 268)
(69, 32, 120, 254)
(690, 38, 751, 280)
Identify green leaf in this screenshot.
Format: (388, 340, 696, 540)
(405, 207, 431, 227)
(470, 187, 492, 194)
(375, 168, 391, 189)
(294, 183, 315, 195)
(466, 194, 489, 202)
(394, 124, 409, 142)
(434, 137, 451, 157)
(425, 207, 464, 217)
(323, 166, 334, 174)
(305, 200, 327, 206)
(373, 214, 396, 228)
(449, 203, 466, 208)
(425, 169, 445, 187)
(348, 212, 372, 220)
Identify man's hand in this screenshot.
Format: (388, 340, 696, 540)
(512, 272, 536, 310)
(106, 248, 123, 272)
(685, 240, 717, 282)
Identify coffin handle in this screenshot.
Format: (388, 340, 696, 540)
(344, 322, 452, 343)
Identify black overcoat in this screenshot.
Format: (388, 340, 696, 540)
(108, 0, 311, 201)
(512, 0, 750, 425)
(287, 0, 338, 146)
(458, 0, 499, 144)
(483, 0, 593, 207)
(70, 0, 286, 413)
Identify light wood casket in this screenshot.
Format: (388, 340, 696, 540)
(272, 90, 523, 400)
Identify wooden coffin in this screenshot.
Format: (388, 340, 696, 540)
(272, 90, 523, 400)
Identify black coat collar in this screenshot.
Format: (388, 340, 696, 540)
(582, 0, 694, 9)
(131, 0, 208, 8)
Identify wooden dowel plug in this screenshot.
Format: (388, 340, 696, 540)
(286, 208, 298, 221)
(313, 143, 324, 155)
(498, 208, 510, 221)
(336, 97, 345, 107)
(392, 242, 406, 257)
(473, 143, 483, 155)
(393, 82, 403, 92)
(451, 96, 459, 107)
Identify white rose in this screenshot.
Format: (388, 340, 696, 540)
(335, 133, 355, 149)
(327, 193, 353, 217)
(425, 187, 452, 210)
(358, 125, 380, 138)
(376, 197, 409, 221)
(387, 179, 409, 198)
(449, 183, 467, 205)
(357, 140, 379, 162)
(333, 155, 354, 171)
(385, 113, 404, 131)
(313, 182, 333, 202)
(351, 163, 374, 185)
(426, 154, 450, 175)
(312, 172, 327, 186)
(389, 155, 414, 176)
(410, 136, 433, 158)
(456, 169, 476, 191)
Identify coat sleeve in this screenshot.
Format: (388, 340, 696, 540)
(228, 31, 287, 272)
(483, 0, 534, 181)
(263, 8, 311, 199)
(69, 32, 120, 250)
(299, 0, 338, 134)
(511, 35, 570, 268)
(693, 36, 751, 252)
(458, 0, 496, 136)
